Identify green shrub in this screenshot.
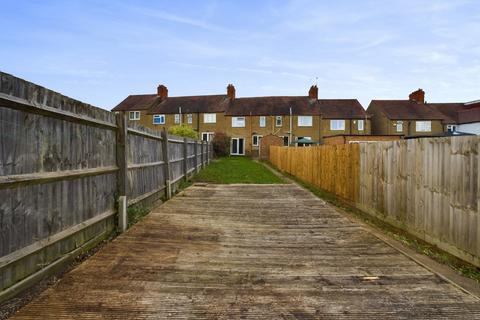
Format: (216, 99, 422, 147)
(212, 132, 231, 157)
(168, 124, 198, 139)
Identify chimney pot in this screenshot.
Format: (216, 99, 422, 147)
(308, 85, 318, 100)
(157, 85, 168, 99)
(409, 88, 425, 104)
(227, 84, 236, 100)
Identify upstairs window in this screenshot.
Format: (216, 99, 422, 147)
(232, 117, 246, 128)
(358, 119, 364, 131)
(259, 116, 266, 127)
(330, 119, 345, 131)
(129, 111, 140, 121)
(203, 113, 216, 123)
(396, 121, 403, 132)
(174, 114, 181, 124)
(298, 116, 313, 127)
(187, 114, 193, 124)
(416, 121, 431, 132)
(275, 116, 283, 127)
(446, 124, 456, 132)
(153, 114, 165, 125)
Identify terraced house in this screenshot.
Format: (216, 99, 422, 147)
(112, 84, 371, 155)
(367, 89, 480, 137)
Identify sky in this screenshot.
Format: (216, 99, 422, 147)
(1, 0, 479, 110)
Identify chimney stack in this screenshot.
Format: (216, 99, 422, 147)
(308, 85, 318, 100)
(409, 88, 425, 104)
(227, 84, 236, 100)
(157, 85, 168, 99)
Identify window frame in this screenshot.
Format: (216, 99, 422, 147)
(129, 111, 140, 121)
(201, 132, 214, 142)
(415, 121, 432, 132)
(259, 116, 266, 127)
(203, 113, 217, 124)
(357, 119, 364, 131)
(152, 114, 165, 125)
(174, 114, 181, 124)
(232, 116, 246, 128)
(297, 116, 313, 127)
(446, 124, 456, 132)
(330, 119, 345, 131)
(252, 134, 262, 147)
(275, 116, 283, 127)
(396, 120, 403, 132)
(187, 114, 193, 124)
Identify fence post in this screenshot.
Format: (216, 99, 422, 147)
(161, 130, 172, 199)
(183, 137, 188, 181)
(194, 141, 199, 173)
(115, 111, 128, 232)
(206, 142, 210, 164)
(201, 141, 205, 168)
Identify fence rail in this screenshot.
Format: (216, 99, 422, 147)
(270, 136, 480, 268)
(0, 72, 211, 301)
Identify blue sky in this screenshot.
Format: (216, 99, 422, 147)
(1, 0, 479, 110)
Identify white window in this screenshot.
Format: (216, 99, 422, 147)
(153, 114, 165, 125)
(416, 121, 432, 132)
(330, 119, 345, 131)
(187, 114, 193, 124)
(298, 116, 313, 127)
(259, 116, 266, 127)
(203, 113, 216, 123)
(232, 117, 246, 128)
(358, 119, 364, 131)
(201, 132, 214, 142)
(396, 121, 403, 132)
(252, 135, 262, 147)
(129, 111, 140, 120)
(174, 114, 181, 124)
(446, 124, 456, 132)
(275, 116, 283, 127)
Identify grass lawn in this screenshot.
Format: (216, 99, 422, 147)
(193, 156, 284, 184)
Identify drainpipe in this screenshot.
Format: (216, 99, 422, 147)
(289, 107, 292, 146)
(179, 107, 182, 125)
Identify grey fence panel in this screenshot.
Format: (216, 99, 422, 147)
(0, 72, 211, 299)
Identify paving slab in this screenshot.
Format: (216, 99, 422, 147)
(9, 184, 480, 319)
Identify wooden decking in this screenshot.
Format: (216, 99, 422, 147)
(11, 184, 480, 319)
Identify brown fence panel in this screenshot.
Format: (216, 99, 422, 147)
(270, 144, 360, 203)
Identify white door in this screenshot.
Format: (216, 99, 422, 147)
(231, 138, 245, 155)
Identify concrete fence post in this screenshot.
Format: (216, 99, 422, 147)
(161, 130, 172, 199)
(201, 141, 205, 169)
(183, 137, 188, 181)
(115, 111, 128, 232)
(194, 141, 199, 173)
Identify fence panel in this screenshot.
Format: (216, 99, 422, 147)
(270, 137, 480, 267)
(0, 72, 211, 300)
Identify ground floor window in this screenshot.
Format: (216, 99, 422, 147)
(201, 132, 214, 142)
(187, 114, 193, 124)
(252, 135, 262, 147)
(231, 138, 245, 155)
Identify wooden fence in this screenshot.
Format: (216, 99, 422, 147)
(270, 144, 360, 202)
(270, 137, 480, 268)
(0, 72, 211, 301)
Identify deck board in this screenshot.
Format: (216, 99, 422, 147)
(10, 184, 480, 319)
